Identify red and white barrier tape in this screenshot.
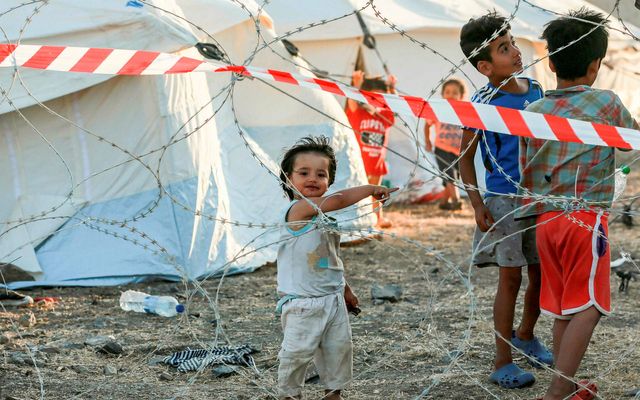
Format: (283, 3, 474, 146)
(1, 44, 638, 150)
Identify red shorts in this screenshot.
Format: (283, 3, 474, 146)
(536, 210, 611, 319)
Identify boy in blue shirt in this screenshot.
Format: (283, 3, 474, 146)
(458, 12, 552, 388)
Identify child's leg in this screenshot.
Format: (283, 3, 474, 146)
(494, 266, 522, 369)
(367, 175, 391, 227)
(435, 148, 455, 207)
(315, 294, 352, 400)
(440, 180, 451, 206)
(278, 299, 326, 399)
(447, 182, 460, 204)
(551, 318, 569, 363)
(516, 263, 541, 340)
(544, 307, 601, 400)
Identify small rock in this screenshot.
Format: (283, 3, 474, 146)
(147, 356, 165, 366)
(18, 312, 36, 328)
(10, 353, 25, 365)
(84, 335, 114, 346)
(212, 365, 239, 378)
(31, 359, 46, 368)
(383, 304, 393, 312)
(99, 340, 123, 355)
(371, 284, 403, 302)
(372, 299, 385, 305)
(250, 343, 262, 353)
(429, 267, 440, 274)
(93, 318, 109, 329)
(0, 332, 12, 345)
(62, 342, 84, 350)
(159, 372, 174, 381)
(103, 365, 117, 375)
(70, 365, 90, 374)
(39, 346, 61, 354)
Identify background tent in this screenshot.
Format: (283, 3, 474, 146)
(586, 0, 640, 35)
(266, 0, 640, 193)
(0, 0, 372, 288)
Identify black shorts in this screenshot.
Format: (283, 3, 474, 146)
(434, 147, 460, 186)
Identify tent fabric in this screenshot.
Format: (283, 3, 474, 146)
(0, 0, 199, 114)
(266, 0, 640, 44)
(0, 0, 373, 288)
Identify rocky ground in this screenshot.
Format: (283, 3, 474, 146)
(2, 164, 640, 399)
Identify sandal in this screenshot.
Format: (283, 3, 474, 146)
(489, 362, 535, 389)
(574, 380, 597, 400)
(512, 330, 554, 368)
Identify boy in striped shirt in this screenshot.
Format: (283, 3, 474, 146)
(458, 11, 552, 389)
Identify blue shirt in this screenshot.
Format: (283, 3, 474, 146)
(470, 78, 544, 196)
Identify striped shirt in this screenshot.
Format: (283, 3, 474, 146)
(516, 85, 638, 218)
(470, 78, 544, 196)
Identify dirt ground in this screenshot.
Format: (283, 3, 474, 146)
(2, 170, 640, 399)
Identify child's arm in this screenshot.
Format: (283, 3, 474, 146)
(610, 93, 639, 152)
(288, 185, 398, 222)
(424, 121, 433, 152)
(346, 70, 365, 113)
(616, 119, 640, 152)
(459, 129, 494, 232)
(386, 74, 397, 95)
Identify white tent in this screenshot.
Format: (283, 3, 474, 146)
(266, 0, 640, 194)
(0, 0, 372, 288)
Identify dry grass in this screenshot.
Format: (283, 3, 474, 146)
(2, 183, 640, 399)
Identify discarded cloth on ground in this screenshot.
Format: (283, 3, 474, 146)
(163, 344, 258, 372)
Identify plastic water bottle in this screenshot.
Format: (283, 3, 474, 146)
(119, 290, 185, 317)
(613, 164, 631, 202)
